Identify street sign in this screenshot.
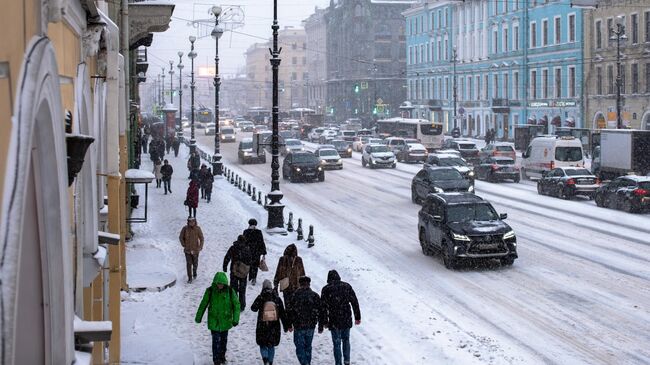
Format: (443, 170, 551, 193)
(458, 107, 465, 115)
(360, 82, 368, 90)
(376, 98, 383, 104)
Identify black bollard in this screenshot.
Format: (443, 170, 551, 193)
(242, 180, 247, 192)
(238, 177, 242, 189)
(307, 225, 315, 248)
(252, 187, 257, 201)
(247, 183, 252, 196)
(258, 191, 262, 205)
(287, 212, 294, 232)
(296, 218, 304, 240)
(264, 195, 268, 207)
(230, 173, 235, 184)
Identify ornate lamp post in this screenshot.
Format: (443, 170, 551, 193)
(188, 36, 198, 154)
(168, 60, 175, 104)
(610, 16, 627, 129)
(177, 52, 184, 141)
(266, 0, 285, 231)
(211, 5, 224, 176)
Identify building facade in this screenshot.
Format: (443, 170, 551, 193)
(584, 0, 650, 130)
(326, 0, 413, 123)
(246, 42, 272, 109)
(304, 7, 329, 114)
(405, 0, 584, 139)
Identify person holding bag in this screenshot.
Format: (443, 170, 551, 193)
(223, 235, 253, 311)
(250, 280, 289, 365)
(243, 218, 267, 286)
(273, 244, 305, 307)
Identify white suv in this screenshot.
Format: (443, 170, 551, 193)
(308, 128, 325, 142)
(362, 144, 396, 169)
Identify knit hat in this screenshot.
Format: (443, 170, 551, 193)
(262, 279, 273, 290)
(298, 276, 311, 286)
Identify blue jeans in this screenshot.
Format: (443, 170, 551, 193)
(331, 328, 351, 365)
(293, 328, 315, 365)
(260, 346, 275, 362)
(211, 330, 228, 364)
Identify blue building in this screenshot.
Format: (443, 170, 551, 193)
(404, 0, 584, 140)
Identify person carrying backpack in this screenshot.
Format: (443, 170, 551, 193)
(251, 279, 289, 365)
(223, 235, 253, 311)
(273, 244, 305, 308)
(195, 272, 241, 365)
(243, 218, 267, 286)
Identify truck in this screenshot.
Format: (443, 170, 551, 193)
(592, 129, 650, 180)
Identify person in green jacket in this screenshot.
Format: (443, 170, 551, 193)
(195, 272, 241, 365)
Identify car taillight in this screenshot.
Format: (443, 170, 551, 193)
(566, 178, 576, 185)
(633, 188, 648, 196)
(491, 164, 499, 171)
(550, 161, 555, 170)
(595, 178, 601, 185)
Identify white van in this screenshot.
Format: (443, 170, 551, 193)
(521, 136, 585, 179)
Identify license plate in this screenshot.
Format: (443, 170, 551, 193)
(478, 244, 498, 250)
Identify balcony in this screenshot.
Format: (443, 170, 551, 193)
(491, 98, 510, 113)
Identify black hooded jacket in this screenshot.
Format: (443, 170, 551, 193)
(321, 270, 361, 330)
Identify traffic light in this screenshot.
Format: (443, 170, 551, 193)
(372, 107, 377, 115)
(354, 84, 360, 94)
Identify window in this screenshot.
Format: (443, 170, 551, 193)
(484, 74, 489, 99)
(504, 73, 509, 99)
(620, 64, 626, 94)
(445, 77, 449, 99)
(302, 43, 306, 50)
(530, 70, 537, 99)
(632, 64, 639, 93)
(568, 14, 576, 42)
(530, 22, 537, 48)
(493, 29, 498, 53)
(555, 68, 562, 98)
(292, 43, 297, 50)
(596, 67, 603, 95)
(513, 71, 519, 99)
(646, 63, 650, 93)
(607, 18, 614, 43)
(632, 14, 639, 44)
(493, 74, 499, 98)
(444, 39, 449, 60)
(568, 66, 576, 97)
(608, 65, 614, 94)
(513, 25, 519, 50)
(302, 72, 309, 81)
(292, 57, 297, 65)
(555, 17, 561, 44)
(542, 69, 549, 98)
(503, 28, 509, 52)
(302, 57, 306, 65)
(595, 20, 602, 48)
(645, 11, 650, 42)
(291, 72, 297, 81)
(542, 19, 549, 46)
(469, 76, 474, 100)
(438, 40, 442, 61)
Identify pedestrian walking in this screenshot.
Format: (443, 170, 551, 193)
(179, 217, 204, 283)
(273, 244, 305, 307)
(185, 180, 199, 218)
(223, 235, 253, 311)
(141, 132, 149, 153)
(166, 134, 174, 154)
(195, 272, 241, 365)
(153, 158, 163, 188)
(149, 139, 158, 163)
(199, 165, 209, 199)
(250, 279, 290, 365)
(161, 159, 173, 194)
(321, 270, 362, 365)
(287, 276, 325, 365)
(172, 135, 181, 157)
(244, 218, 267, 286)
(188, 152, 201, 180)
(204, 168, 214, 202)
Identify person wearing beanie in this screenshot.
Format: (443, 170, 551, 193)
(223, 235, 253, 311)
(321, 270, 362, 365)
(251, 279, 289, 365)
(287, 276, 325, 365)
(273, 244, 305, 307)
(243, 218, 267, 286)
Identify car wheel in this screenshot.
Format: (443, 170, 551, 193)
(362, 158, 367, 167)
(442, 241, 458, 270)
(537, 183, 544, 195)
(419, 229, 432, 256)
(595, 193, 604, 207)
(557, 186, 569, 199)
(514, 175, 520, 183)
(392, 163, 397, 169)
(500, 256, 515, 266)
(622, 199, 637, 213)
(318, 172, 325, 182)
(411, 187, 419, 204)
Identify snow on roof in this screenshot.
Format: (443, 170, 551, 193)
(125, 169, 155, 183)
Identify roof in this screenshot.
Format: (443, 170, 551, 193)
(428, 193, 485, 205)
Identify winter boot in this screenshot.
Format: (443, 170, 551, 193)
(262, 358, 268, 365)
(187, 277, 192, 284)
(251, 278, 256, 286)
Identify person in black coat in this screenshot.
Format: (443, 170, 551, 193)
(321, 270, 361, 365)
(243, 218, 267, 286)
(250, 280, 289, 365)
(288, 276, 325, 365)
(223, 235, 253, 311)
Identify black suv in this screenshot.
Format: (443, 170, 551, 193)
(330, 139, 353, 158)
(417, 193, 517, 269)
(411, 167, 473, 204)
(282, 152, 325, 182)
(594, 175, 650, 213)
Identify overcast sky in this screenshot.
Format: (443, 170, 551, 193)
(147, 0, 330, 77)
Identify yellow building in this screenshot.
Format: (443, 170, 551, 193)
(0, 0, 172, 364)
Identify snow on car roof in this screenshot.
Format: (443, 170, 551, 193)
(407, 143, 426, 149)
(433, 153, 463, 159)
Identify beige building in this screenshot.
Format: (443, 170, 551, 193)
(584, 0, 650, 130)
(245, 42, 271, 109)
(304, 7, 328, 114)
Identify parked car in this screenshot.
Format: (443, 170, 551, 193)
(479, 142, 517, 161)
(475, 157, 520, 183)
(417, 193, 517, 269)
(330, 139, 353, 158)
(239, 121, 254, 132)
(362, 144, 396, 169)
(384, 137, 407, 153)
(282, 151, 325, 182)
(442, 139, 480, 164)
(238, 138, 266, 164)
(594, 175, 650, 213)
(281, 138, 304, 156)
(411, 167, 474, 204)
(204, 123, 215, 135)
(537, 167, 600, 199)
(308, 127, 325, 142)
(220, 127, 236, 142)
(424, 154, 475, 182)
(314, 147, 343, 170)
(396, 143, 428, 163)
(521, 136, 584, 179)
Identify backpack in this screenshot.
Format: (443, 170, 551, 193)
(262, 301, 279, 322)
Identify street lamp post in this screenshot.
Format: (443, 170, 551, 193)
(168, 60, 174, 104)
(452, 46, 458, 130)
(161, 67, 166, 109)
(188, 36, 198, 154)
(266, 0, 285, 231)
(177, 52, 184, 141)
(611, 16, 627, 129)
(211, 5, 224, 176)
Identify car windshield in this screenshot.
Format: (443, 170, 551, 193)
(495, 159, 514, 165)
(458, 143, 477, 150)
(222, 128, 234, 134)
(564, 168, 592, 176)
(496, 145, 514, 151)
(333, 141, 349, 148)
(555, 147, 582, 161)
(240, 141, 252, 149)
(370, 145, 390, 153)
(319, 149, 338, 156)
(428, 169, 463, 180)
(438, 157, 467, 166)
(342, 131, 355, 136)
(420, 123, 443, 135)
(447, 203, 499, 222)
(369, 139, 383, 144)
(292, 154, 318, 163)
(286, 140, 301, 146)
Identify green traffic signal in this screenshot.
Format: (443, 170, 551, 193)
(354, 84, 360, 93)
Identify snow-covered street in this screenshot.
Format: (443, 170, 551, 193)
(122, 132, 650, 365)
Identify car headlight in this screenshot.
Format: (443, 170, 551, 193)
(468, 185, 474, 192)
(221, 135, 225, 139)
(503, 230, 515, 240)
(434, 186, 444, 193)
(468, 170, 475, 177)
(295, 167, 301, 172)
(347, 148, 352, 152)
(452, 232, 471, 242)
(317, 166, 323, 171)
(243, 151, 251, 156)
(320, 160, 326, 164)
(300, 147, 305, 151)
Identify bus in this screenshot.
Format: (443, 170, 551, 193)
(196, 107, 213, 126)
(376, 118, 444, 151)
